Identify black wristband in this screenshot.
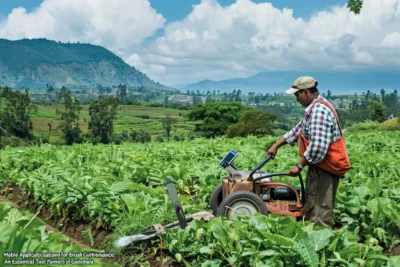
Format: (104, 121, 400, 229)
(296, 163, 304, 171)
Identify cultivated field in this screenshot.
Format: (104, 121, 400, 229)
(31, 104, 196, 143)
(0, 131, 399, 266)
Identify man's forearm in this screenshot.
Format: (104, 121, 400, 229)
(299, 156, 310, 166)
(273, 138, 287, 149)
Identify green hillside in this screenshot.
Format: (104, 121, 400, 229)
(0, 38, 170, 90)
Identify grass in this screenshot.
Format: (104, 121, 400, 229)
(31, 104, 196, 141)
(347, 118, 399, 132)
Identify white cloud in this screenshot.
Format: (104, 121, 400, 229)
(353, 49, 374, 64)
(1, 0, 399, 86)
(129, 0, 400, 85)
(382, 31, 400, 47)
(126, 53, 144, 69)
(0, 0, 165, 52)
(150, 64, 166, 73)
(231, 61, 245, 71)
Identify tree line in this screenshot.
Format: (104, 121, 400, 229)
(0, 86, 188, 146)
(0, 84, 398, 147)
(0, 86, 123, 146)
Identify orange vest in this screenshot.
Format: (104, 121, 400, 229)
(298, 99, 352, 177)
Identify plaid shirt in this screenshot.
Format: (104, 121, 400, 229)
(283, 96, 341, 164)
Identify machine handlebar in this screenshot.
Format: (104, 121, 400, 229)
(248, 154, 274, 180)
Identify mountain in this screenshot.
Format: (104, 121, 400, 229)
(0, 38, 171, 90)
(181, 71, 400, 95)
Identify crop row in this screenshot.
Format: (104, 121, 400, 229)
(0, 131, 399, 265)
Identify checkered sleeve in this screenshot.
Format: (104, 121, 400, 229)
(283, 120, 302, 146)
(303, 104, 333, 164)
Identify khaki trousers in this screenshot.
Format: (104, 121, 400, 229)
(304, 166, 340, 227)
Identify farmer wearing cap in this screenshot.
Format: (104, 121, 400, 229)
(267, 76, 351, 227)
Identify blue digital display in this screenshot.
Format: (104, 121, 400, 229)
(219, 149, 238, 168)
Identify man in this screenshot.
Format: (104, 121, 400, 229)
(267, 76, 351, 227)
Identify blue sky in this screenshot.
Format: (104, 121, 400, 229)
(143, 0, 348, 44)
(150, 0, 347, 21)
(0, 0, 399, 86)
(0, 0, 346, 21)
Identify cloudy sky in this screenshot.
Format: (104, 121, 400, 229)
(0, 0, 399, 86)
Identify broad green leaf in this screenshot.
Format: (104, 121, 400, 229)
(295, 238, 319, 267)
(201, 260, 222, 267)
(308, 229, 333, 251)
(199, 246, 212, 254)
(210, 224, 229, 247)
(258, 250, 278, 257)
(354, 186, 370, 200)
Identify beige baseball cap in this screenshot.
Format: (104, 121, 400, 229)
(285, 76, 318, 94)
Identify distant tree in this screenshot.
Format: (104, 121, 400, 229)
(368, 100, 386, 123)
(236, 89, 242, 102)
(339, 97, 344, 109)
(46, 83, 55, 102)
(327, 90, 332, 100)
(161, 114, 177, 141)
(230, 90, 237, 102)
(263, 93, 270, 101)
(135, 130, 151, 143)
(155, 135, 164, 142)
(192, 95, 202, 105)
(205, 95, 213, 104)
(186, 102, 247, 138)
(47, 120, 53, 140)
(117, 84, 127, 101)
(46, 83, 54, 93)
(164, 94, 169, 107)
(248, 92, 255, 102)
(226, 109, 277, 137)
(59, 86, 82, 145)
(97, 84, 106, 95)
(0, 87, 36, 139)
(380, 88, 386, 100)
(88, 95, 120, 144)
(365, 90, 371, 101)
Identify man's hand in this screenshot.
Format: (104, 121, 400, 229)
(266, 138, 287, 158)
(266, 145, 278, 158)
(287, 166, 301, 176)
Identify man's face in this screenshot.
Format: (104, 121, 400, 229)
(295, 90, 308, 107)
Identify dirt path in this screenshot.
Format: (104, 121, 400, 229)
(0, 195, 92, 250)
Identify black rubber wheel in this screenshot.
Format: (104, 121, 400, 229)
(209, 184, 223, 215)
(217, 191, 268, 221)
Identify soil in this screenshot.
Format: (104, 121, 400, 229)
(5, 181, 395, 266)
(0, 182, 184, 266)
(392, 245, 400, 256)
(0, 182, 111, 252)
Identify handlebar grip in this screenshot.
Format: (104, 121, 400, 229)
(249, 155, 274, 180)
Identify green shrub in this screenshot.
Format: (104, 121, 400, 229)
(348, 119, 400, 132)
(155, 136, 164, 142)
(347, 120, 379, 132)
